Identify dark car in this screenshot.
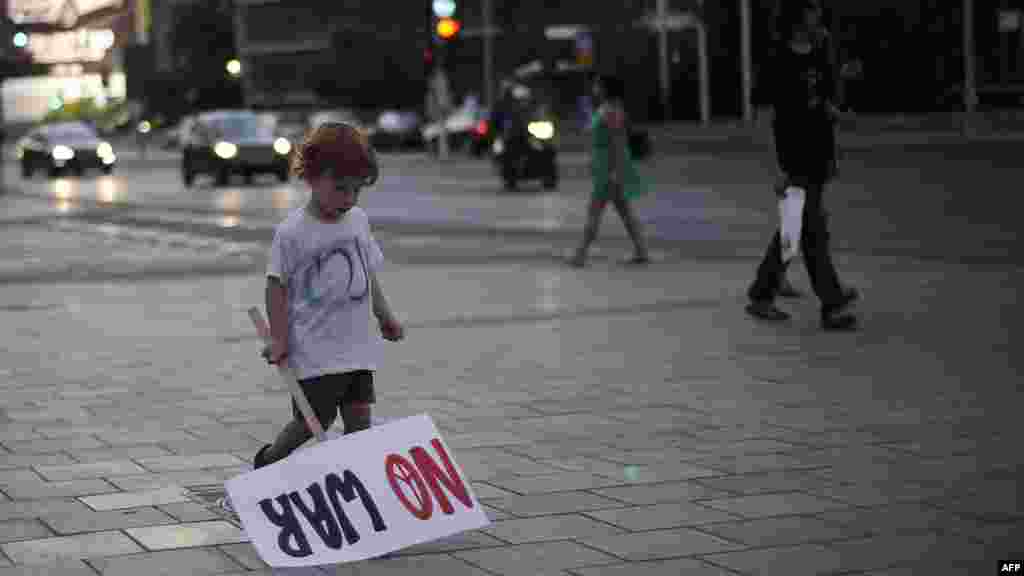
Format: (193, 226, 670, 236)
(182, 110, 292, 187)
(368, 110, 423, 151)
(16, 121, 117, 178)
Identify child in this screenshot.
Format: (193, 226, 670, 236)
(254, 122, 404, 468)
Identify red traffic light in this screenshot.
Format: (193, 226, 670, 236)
(436, 17, 460, 39)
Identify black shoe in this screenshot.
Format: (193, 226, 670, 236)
(777, 281, 804, 299)
(836, 286, 860, 308)
(821, 286, 859, 331)
(745, 301, 790, 322)
(623, 254, 651, 266)
(822, 310, 858, 331)
(253, 444, 272, 469)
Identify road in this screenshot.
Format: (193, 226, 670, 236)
(0, 142, 1020, 574)
(3, 140, 1023, 272)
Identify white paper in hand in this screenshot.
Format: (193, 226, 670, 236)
(778, 186, 805, 263)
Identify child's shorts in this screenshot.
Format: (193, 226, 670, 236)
(292, 370, 375, 426)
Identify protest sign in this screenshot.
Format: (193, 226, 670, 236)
(224, 414, 489, 567)
(779, 185, 805, 262)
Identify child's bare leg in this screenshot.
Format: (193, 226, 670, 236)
(342, 402, 372, 434)
(263, 400, 335, 465)
(264, 419, 314, 464)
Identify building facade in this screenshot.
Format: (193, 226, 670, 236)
(1, 0, 146, 123)
(232, 0, 1023, 122)
(232, 0, 429, 109)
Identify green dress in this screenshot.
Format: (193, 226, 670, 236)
(590, 107, 646, 201)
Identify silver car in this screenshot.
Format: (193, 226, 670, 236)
(181, 110, 293, 187)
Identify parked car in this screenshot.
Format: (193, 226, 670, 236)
(16, 121, 116, 178)
(367, 109, 423, 150)
(468, 108, 494, 157)
(307, 108, 362, 132)
(159, 115, 194, 150)
(181, 110, 292, 187)
(422, 102, 492, 156)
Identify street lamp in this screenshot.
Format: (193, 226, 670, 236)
(226, 58, 241, 77)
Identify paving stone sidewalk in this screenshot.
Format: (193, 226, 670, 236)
(0, 250, 1020, 575)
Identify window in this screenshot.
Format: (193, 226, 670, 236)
(243, 1, 330, 46)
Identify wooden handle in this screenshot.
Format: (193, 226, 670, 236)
(248, 307, 272, 342)
(247, 307, 326, 442)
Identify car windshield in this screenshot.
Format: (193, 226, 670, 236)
(208, 115, 274, 140)
(47, 123, 96, 139)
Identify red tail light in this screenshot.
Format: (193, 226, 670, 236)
(475, 120, 488, 136)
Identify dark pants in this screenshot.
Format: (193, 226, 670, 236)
(748, 179, 845, 313)
(263, 371, 375, 465)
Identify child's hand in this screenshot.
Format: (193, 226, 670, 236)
(379, 316, 405, 342)
(261, 339, 288, 365)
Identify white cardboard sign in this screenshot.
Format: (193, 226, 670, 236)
(224, 414, 489, 567)
(779, 186, 806, 263)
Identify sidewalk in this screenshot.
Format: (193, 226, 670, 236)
(0, 241, 1020, 574)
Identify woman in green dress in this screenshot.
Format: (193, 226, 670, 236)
(569, 74, 650, 267)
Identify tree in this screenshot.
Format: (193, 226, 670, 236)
(168, 1, 242, 113)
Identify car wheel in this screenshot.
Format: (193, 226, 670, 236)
(182, 161, 195, 187)
(501, 156, 519, 190)
(542, 156, 558, 189)
(277, 168, 289, 182)
(216, 169, 230, 187)
(502, 165, 518, 191)
(73, 165, 85, 177)
(102, 165, 114, 176)
(20, 160, 32, 179)
(48, 164, 60, 179)
(542, 171, 558, 190)
(243, 171, 254, 186)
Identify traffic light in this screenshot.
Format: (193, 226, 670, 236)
(435, 17, 460, 40)
(431, 0, 459, 42)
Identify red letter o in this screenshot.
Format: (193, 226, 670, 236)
(385, 454, 433, 520)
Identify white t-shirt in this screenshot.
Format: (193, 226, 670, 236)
(267, 205, 385, 381)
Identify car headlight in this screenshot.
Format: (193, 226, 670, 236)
(492, 139, 504, 155)
(274, 137, 291, 155)
(97, 142, 114, 158)
(52, 145, 74, 161)
(527, 121, 554, 140)
(214, 141, 238, 159)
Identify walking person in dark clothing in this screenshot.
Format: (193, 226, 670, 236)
(745, 0, 858, 330)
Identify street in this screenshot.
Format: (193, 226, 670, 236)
(4, 139, 1023, 274)
(0, 140, 1021, 575)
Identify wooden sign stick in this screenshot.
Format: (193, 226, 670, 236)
(248, 307, 327, 443)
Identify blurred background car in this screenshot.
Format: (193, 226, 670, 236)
(367, 109, 423, 151)
(16, 121, 117, 178)
(158, 115, 195, 150)
(181, 109, 292, 187)
(421, 99, 493, 157)
(307, 108, 362, 132)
